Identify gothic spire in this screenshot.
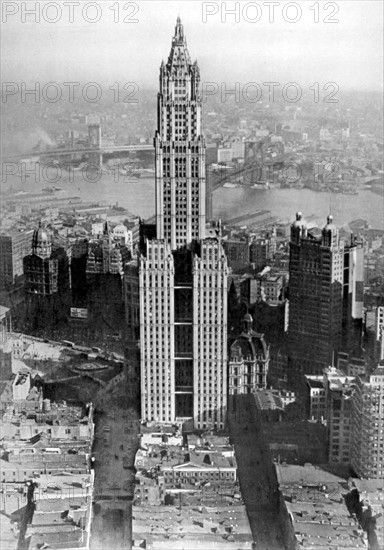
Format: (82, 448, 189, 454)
(167, 16, 191, 73)
(174, 15, 185, 44)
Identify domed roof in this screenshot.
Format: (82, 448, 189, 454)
(32, 222, 50, 246)
(291, 211, 307, 228)
(231, 332, 268, 361)
(323, 214, 337, 231)
(243, 312, 253, 323)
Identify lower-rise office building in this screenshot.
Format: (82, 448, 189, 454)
(351, 365, 384, 479)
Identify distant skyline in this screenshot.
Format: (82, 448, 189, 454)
(1, 1, 383, 93)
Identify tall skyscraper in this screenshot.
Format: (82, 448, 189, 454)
(86, 221, 130, 337)
(23, 223, 58, 296)
(139, 18, 228, 430)
(288, 213, 344, 381)
(154, 17, 205, 249)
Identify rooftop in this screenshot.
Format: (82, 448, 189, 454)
(133, 504, 252, 547)
(135, 446, 236, 472)
(254, 390, 284, 411)
(0, 305, 10, 318)
(276, 464, 367, 549)
(276, 463, 344, 485)
(371, 365, 384, 377)
(305, 376, 324, 389)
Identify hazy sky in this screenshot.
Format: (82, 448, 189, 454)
(1, 0, 383, 91)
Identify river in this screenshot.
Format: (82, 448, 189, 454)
(4, 169, 384, 229)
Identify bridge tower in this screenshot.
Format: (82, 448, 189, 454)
(88, 115, 103, 166)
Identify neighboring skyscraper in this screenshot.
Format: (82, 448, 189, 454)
(139, 18, 228, 430)
(86, 221, 130, 337)
(23, 223, 72, 333)
(23, 223, 58, 296)
(288, 213, 344, 381)
(86, 221, 130, 277)
(323, 367, 355, 465)
(0, 230, 34, 290)
(375, 306, 384, 361)
(351, 365, 384, 479)
(70, 238, 89, 308)
(343, 236, 364, 322)
(341, 235, 364, 357)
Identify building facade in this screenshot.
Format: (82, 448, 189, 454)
(86, 221, 130, 337)
(343, 237, 364, 322)
(223, 238, 249, 268)
(351, 366, 384, 479)
(0, 230, 34, 290)
(288, 213, 344, 380)
(323, 367, 355, 464)
(228, 313, 269, 396)
(253, 272, 285, 305)
(305, 375, 326, 421)
(154, 17, 205, 250)
(140, 18, 228, 430)
(249, 232, 276, 270)
(375, 306, 384, 361)
(23, 224, 58, 296)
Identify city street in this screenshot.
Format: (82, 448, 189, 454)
(90, 376, 140, 550)
(228, 395, 286, 550)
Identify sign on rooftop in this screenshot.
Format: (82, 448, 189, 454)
(70, 308, 88, 319)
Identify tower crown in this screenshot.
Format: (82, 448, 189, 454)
(292, 212, 305, 227)
(290, 211, 307, 244)
(167, 16, 192, 74)
(173, 16, 185, 45)
(32, 221, 52, 258)
(322, 214, 338, 247)
(155, 19, 206, 249)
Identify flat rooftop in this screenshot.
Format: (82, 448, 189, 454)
(276, 464, 368, 549)
(276, 463, 344, 485)
(133, 504, 252, 546)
